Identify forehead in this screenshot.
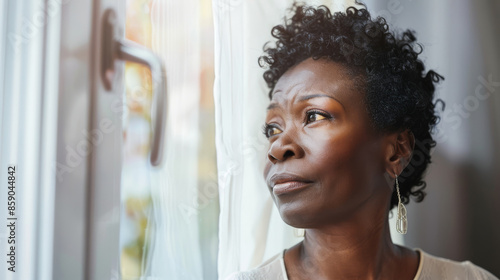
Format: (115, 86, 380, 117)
(271, 58, 359, 101)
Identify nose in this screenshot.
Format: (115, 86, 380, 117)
(267, 132, 305, 164)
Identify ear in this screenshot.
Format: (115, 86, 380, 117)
(384, 129, 415, 178)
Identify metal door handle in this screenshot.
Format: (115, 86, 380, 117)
(101, 9, 167, 167)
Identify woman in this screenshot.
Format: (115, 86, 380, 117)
(228, 3, 498, 280)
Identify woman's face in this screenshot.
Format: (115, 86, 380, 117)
(263, 58, 392, 228)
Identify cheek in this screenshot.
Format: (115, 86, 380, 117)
(308, 127, 383, 193)
(306, 127, 360, 170)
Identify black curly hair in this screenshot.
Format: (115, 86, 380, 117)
(258, 2, 445, 210)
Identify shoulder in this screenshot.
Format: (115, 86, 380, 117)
(224, 251, 286, 280)
(417, 249, 498, 280)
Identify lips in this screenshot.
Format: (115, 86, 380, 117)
(269, 173, 313, 195)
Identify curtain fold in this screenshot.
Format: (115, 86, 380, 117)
(141, 0, 204, 279)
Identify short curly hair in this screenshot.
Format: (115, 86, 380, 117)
(258, 2, 445, 210)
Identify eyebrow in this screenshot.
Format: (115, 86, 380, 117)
(267, 94, 345, 111)
(267, 103, 280, 111)
(300, 94, 346, 110)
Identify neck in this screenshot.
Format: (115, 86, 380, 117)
(297, 210, 405, 279)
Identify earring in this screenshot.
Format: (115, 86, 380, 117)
(395, 175, 407, 234)
(293, 228, 305, 238)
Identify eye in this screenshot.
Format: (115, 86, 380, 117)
(305, 110, 331, 124)
(262, 124, 283, 138)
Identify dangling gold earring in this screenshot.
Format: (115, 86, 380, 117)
(395, 174, 407, 234)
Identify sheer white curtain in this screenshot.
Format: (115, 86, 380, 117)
(212, 0, 404, 278)
(141, 0, 204, 279)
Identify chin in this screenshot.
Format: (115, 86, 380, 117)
(277, 200, 317, 228)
